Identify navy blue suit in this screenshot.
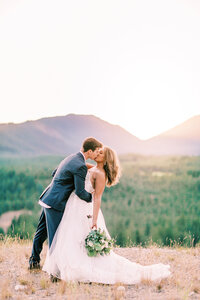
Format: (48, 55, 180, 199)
(30, 152, 92, 263)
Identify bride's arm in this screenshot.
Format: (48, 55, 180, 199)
(92, 172, 106, 229)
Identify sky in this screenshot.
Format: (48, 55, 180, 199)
(0, 0, 200, 140)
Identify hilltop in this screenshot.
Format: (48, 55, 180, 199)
(0, 238, 199, 299)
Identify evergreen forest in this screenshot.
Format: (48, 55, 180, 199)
(0, 155, 199, 247)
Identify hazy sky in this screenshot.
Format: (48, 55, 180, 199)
(0, 0, 200, 139)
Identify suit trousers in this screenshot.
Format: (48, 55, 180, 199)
(31, 207, 63, 262)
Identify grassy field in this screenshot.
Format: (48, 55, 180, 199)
(0, 237, 199, 300)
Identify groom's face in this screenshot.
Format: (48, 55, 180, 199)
(89, 148, 100, 160)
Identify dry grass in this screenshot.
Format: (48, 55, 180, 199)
(0, 237, 200, 299)
(40, 276, 50, 289)
(0, 279, 13, 299)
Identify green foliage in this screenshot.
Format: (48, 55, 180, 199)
(0, 155, 200, 247)
(187, 170, 200, 178)
(0, 169, 43, 215)
(7, 214, 39, 239)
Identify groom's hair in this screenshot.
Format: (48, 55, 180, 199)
(82, 137, 103, 152)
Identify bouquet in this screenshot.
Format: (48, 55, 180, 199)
(85, 228, 115, 257)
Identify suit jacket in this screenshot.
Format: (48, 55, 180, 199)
(39, 152, 92, 211)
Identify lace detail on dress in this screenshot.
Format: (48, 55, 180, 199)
(85, 170, 94, 193)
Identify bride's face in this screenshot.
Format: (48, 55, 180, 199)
(94, 148, 104, 163)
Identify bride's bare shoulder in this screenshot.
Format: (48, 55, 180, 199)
(91, 167, 106, 183)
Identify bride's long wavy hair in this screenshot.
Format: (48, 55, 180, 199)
(103, 146, 121, 187)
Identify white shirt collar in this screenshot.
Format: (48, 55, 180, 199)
(79, 151, 86, 161)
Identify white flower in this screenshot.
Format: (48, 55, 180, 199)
(88, 241, 93, 247)
(104, 241, 109, 248)
(101, 241, 108, 249)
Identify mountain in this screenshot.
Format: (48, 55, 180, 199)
(142, 115, 200, 155)
(0, 114, 141, 156)
(0, 114, 199, 156)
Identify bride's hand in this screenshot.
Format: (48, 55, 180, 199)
(91, 222, 97, 230)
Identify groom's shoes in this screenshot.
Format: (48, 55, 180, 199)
(28, 256, 41, 270)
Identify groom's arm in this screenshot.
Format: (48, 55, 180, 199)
(74, 166, 92, 203)
(86, 163, 95, 169)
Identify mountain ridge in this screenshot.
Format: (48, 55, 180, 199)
(142, 115, 200, 155)
(0, 114, 199, 156)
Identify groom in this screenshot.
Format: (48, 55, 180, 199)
(29, 137, 102, 270)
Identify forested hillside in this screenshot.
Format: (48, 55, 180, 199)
(0, 155, 200, 246)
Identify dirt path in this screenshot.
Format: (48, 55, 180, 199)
(0, 210, 32, 233)
(0, 239, 199, 299)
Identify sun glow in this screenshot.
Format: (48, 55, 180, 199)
(0, 0, 200, 139)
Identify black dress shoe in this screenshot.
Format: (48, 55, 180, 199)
(50, 274, 60, 283)
(29, 257, 41, 270)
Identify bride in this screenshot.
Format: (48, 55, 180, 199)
(43, 147, 171, 284)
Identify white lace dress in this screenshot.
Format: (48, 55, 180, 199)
(43, 171, 171, 284)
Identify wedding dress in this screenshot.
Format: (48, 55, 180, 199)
(43, 171, 171, 284)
